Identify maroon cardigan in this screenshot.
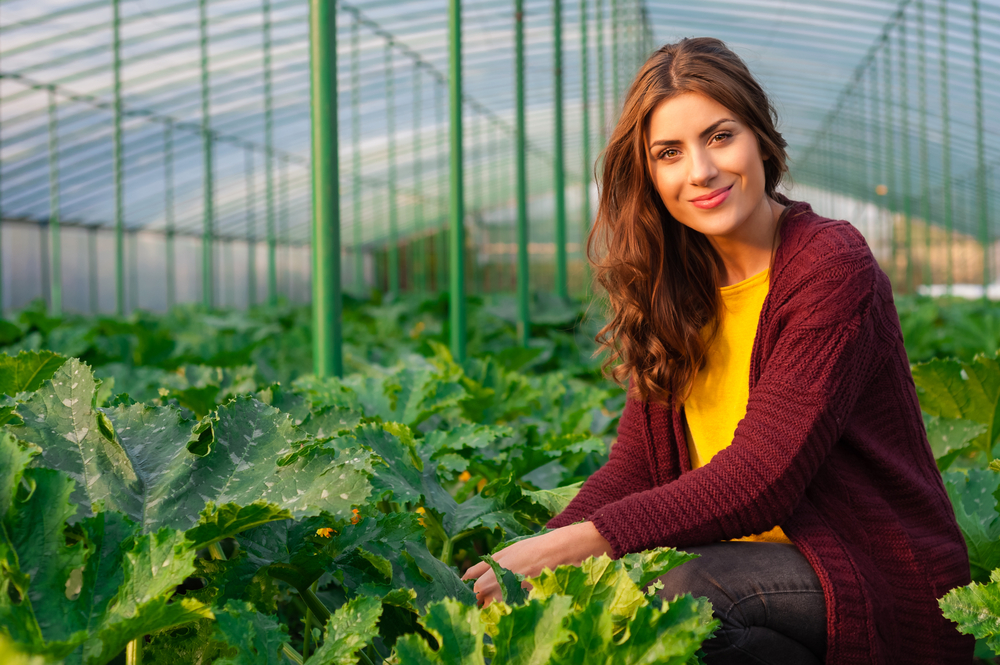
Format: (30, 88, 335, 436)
(547, 200, 973, 664)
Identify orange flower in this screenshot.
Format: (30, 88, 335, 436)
(316, 527, 335, 538)
(458, 470, 472, 482)
(477, 478, 487, 492)
(350, 508, 360, 525)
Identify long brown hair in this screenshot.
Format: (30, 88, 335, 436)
(589, 37, 789, 408)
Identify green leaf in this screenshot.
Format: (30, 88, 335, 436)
(480, 555, 527, 606)
(924, 414, 989, 470)
(306, 595, 381, 665)
(144, 619, 234, 665)
(16, 360, 374, 537)
(213, 601, 290, 665)
(940, 567, 1000, 653)
(521, 483, 582, 518)
(912, 354, 1000, 455)
(619, 548, 700, 591)
(344, 357, 468, 429)
(394, 598, 486, 665)
(0, 467, 210, 664)
(490, 596, 574, 665)
(0, 432, 39, 520)
(943, 470, 1000, 583)
(0, 351, 67, 397)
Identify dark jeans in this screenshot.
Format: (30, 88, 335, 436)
(650, 542, 826, 665)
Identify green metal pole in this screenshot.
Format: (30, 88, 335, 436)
(436, 80, 448, 295)
(352, 17, 363, 295)
(580, 0, 591, 298)
(200, 0, 215, 309)
(385, 43, 400, 296)
(280, 157, 290, 298)
(596, 0, 606, 145)
(46, 86, 62, 317)
(113, 0, 125, 315)
(129, 229, 139, 311)
(883, 42, 898, 285)
(515, 0, 530, 347)
(245, 146, 257, 307)
(940, 0, 954, 289)
(89, 227, 98, 313)
(611, 0, 619, 116)
(553, 0, 567, 301)
(898, 21, 912, 292)
(165, 121, 176, 309)
(917, 0, 931, 286)
(264, 0, 278, 305)
(448, 0, 466, 361)
(413, 64, 426, 295)
(309, 0, 342, 377)
(972, 0, 989, 290)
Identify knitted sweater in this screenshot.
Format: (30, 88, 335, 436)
(547, 199, 973, 664)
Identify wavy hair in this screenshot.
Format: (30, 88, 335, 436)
(589, 37, 789, 408)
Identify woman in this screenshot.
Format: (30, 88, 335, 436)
(462, 37, 974, 663)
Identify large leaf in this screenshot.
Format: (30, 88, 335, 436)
(943, 470, 1000, 583)
(924, 414, 989, 471)
(15, 360, 374, 537)
(0, 468, 210, 665)
(912, 354, 1000, 455)
(0, 351, 66, 396)
(343, 355, 467, 428)
(940, 567, 1000, 653)
(394, 598, 486, 665)
(305, 595, 382, 665)
(490, 596, 574, 664)
(212, 601, 290, 665)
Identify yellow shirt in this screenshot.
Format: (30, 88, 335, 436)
(683, 267, 792, 544)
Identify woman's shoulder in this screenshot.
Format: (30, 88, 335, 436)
(777, 199, 875, 275)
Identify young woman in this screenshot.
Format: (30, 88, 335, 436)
(461, 37, 973, 664)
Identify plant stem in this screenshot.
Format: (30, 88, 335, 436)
(207, 541, 227, 560)
(302, 580, 318, 659)
(298, 584, 332, 624)
(358, 648, 377, 665)
(281, 643, 304, 664)
(125, 638, 142, 665)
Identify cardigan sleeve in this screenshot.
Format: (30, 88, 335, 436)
(545, 394, 659, 528)
(588, 253, 890, 557)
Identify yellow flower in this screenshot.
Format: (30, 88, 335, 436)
(477, 478, 487, 492)
(351, 508, 360, 525)
(415, 506, 427, 527)
(458, 470, 472, 483)
(316, 527, 335, 538)
(409, 321, 426, 338)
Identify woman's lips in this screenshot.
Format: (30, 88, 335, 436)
(690, 185, 733, 210)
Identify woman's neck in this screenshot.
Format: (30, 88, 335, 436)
(708, 195, 787, 287)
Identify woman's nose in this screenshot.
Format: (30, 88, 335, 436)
(687, 149, 719, 188)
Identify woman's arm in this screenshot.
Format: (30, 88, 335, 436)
(588, 255, 891, 557)
(545, 394, 663, 528)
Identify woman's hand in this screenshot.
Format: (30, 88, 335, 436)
(461, 521, 613, 607)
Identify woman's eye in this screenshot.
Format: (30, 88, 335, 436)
(712, 132, 732, 143)
(659, 148, 679, 159)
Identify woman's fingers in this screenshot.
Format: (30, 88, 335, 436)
(461, 560, 490, 580)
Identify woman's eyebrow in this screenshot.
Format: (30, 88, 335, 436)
(648, 118, 736, 150)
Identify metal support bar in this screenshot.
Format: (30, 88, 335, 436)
(611, 0, 619, 116)
(436, 82, 447, 294)
(515, 0, 529, 347)
(413, 63, 426, 295)
(263, 0, 278, 305)
(245, 146, 257, 307)
(972, 0, 989, 290)
(448, 0, 466, 361)
(309, 0, 342, 377)
(113, 0, 125, 315)
(89, 227, 98, 313)
(46, 86, 62, 317)
(596, 0, 606, 145)
(164, 121, 176, 309)
(385, 43, 399, 296)
(899, 20, 912, 291)
(352, 17, 363, 294)
(917, 0, 931, 286)
(199, 0, 215, 309)
(939, 0, 953, 289)
(553, 0, 567, 301)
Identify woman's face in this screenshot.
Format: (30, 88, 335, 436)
(646, 92, 770, 240)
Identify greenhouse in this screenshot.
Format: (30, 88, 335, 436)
(3, 0, 1000, 663)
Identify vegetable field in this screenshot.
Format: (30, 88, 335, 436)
(5, 293, 1000, 663)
